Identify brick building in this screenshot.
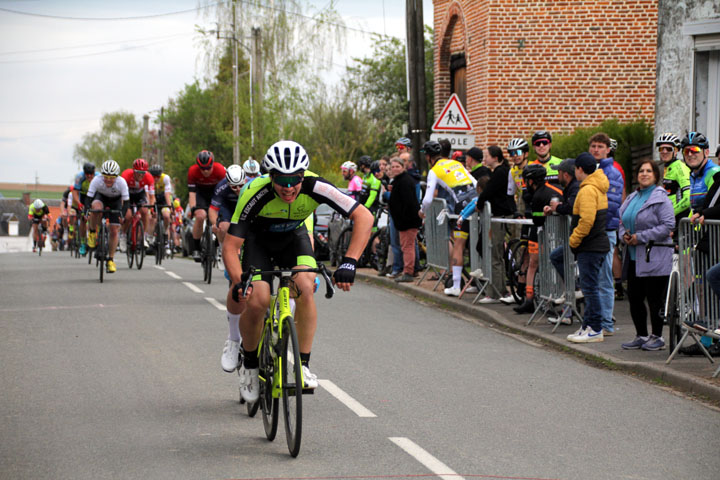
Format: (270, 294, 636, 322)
(432, 0, 658, 148)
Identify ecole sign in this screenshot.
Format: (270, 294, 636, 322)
(432, 93, 474, 149)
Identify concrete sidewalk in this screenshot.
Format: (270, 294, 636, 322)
(357, 268, 720, 405)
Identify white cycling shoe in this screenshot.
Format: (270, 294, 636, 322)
(301, 365, 318, 389)
(238, 366, 259, 403)
(221, 339, 240, 372)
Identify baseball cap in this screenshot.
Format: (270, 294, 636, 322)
(466, 147, 483, 162)
(552, 158, 576, 174)
(574, 152, 597, 173)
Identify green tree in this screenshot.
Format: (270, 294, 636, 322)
(73, 111, 142, 170)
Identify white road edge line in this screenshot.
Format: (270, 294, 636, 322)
(153, 265, 166, 270)
(317, 379, 377, 418)
(165, 271, 182, 280)
(182, 282, 204, 294)
(389, 437, 464, 480)
(204, 297, 226, 311)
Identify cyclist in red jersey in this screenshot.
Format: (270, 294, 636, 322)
(187, 150, 226, 261)
(121, 159, 156, 246)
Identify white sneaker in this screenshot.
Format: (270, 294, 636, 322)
(478, 296, 500, 304)
(444, 287, 461, 297)
(238, 366, 259, 403)
(499, 294, 515, 305)
(301, 365, 318, 389)
(469, 268, 484, 278)
(568, 327, 603, 343)
(465, 285, 479, 294)
(552, 295, 566, 305)
(575, 289, 584, 300)
(221, 339, 240, 372)
(567, 327, 586, 341)
(548, 314, 572, 325)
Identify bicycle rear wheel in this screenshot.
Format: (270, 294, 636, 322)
(507, 239, 528, 304)
(202, 225, 213, 283)
(260, 322, 279, 441)
(281, 316, 303, 457)
(135, 221, 145, 269)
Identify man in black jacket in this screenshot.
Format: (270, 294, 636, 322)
(388, 158, 422, 283)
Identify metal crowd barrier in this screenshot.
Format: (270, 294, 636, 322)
(667, 218, 720, 377)
(470, 203, 533, 304)
(527, 214, 582, 331)
(417, 198, 451, 291)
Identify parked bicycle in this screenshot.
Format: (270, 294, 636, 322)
(232, 264, 335, 457)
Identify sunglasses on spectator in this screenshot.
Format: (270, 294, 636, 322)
(683, 146, 702, 155)
(533, 140, 550, 147)
(272, 174, 303, 187)
(658, 146, 674, 153)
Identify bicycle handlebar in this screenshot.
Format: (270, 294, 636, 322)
(645, 240, 675, 263)
(231, 263, 336, 302)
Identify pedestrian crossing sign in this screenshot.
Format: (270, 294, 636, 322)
(432, 93, 473, 132)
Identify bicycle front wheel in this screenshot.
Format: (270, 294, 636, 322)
(126, 225, 134, 269)
(259, 323, 279, 441)
(135, 220, 145, 270)
(281, 316, 303, 457)
(98, 225, 105, 283)
(155, 217, 164, 265)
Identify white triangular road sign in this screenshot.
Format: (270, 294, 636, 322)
(432, 93, 473, 132)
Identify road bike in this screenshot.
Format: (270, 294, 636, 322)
(232, 264, 335, 457)
(35, 224, 47, 256)
(201, 217, 217, 283)
(152, 205, 166, 266)
(505, 237, 528, 304)
(647, 241, 684, 351)
(332, 206, 390, 271)
(124, 204, 145, 270)
(88, 209, 120, 283)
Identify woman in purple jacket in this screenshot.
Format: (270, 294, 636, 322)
(618, 160, 676, 351)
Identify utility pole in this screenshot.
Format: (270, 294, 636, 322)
(251, 27, 262, 155)
(158, 106, 165, 168)
(232, 2, 240, 165)
(142, 114, 150, 160)
(406, 0, 428, 173)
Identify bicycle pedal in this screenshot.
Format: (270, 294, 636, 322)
(301, 388, 315, 395)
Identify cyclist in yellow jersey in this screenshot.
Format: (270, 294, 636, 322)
(419, 140, 477, 297)
(530, 131, 563, 186)
(148, 164, 173, 253)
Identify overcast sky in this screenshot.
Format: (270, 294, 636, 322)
(0, 0, 433, 185)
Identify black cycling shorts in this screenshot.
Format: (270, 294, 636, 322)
(241, 226, 316, 284)
(193, 190, 213, 212)
(129, 191, 148, 207)
(92, 193, 123, 224)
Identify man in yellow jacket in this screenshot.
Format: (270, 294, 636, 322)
(567, 153, 610, 344)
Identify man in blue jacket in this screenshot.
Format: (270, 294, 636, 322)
(589, 132, 624, 335)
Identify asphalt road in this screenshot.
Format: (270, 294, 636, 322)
(2, 251, 719, 480)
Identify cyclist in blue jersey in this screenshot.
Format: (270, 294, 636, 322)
(681, 132, 720, 212)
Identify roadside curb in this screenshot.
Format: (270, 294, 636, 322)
(358, 272, 720, 404)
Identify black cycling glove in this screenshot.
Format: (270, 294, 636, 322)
(333, 256, 357, 284)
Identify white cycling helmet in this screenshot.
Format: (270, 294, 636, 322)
(609, 138, 618, 152)
(263, 140, 309, 174)
(341, 161, 357, 172)
(100, 159, 120, 176)
(507, 138, 529, 153)
(33, 199, 45, 209)
(225, 164, 246, 187)
(242, 158, 261, 176)
(656, 132, 680, 148)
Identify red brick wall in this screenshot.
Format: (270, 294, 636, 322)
(433, 0, 657, 147)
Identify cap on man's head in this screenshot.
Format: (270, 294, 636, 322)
(466, 147, 483, 162)
(552, 158, 576, 174)
(574, 152, 597, 173)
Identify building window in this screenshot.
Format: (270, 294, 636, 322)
(685, 20, 720, 152)
(450, 53, 467, 108)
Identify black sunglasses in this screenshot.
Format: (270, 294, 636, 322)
(273, 174, 304, 187)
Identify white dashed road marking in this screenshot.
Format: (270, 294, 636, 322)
(165, 271, 182, 280)
(389, 437, 463, 480)
(153, 265, 166, 270)
(182, 282, 204, 294)
(204, 297, 226, 311)
(318, 379, 377, 418)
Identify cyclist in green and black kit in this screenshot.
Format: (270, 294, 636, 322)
(357, 155, 382, 213)
(657, 133, 691, 235)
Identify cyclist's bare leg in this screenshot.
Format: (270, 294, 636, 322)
(526, 252, 539, 299)
(140, 206, 150, 236)
(32, 223, 39, 245)
(89, 200, 104, 230)
(108, 224, 120, 257)
(192, 208, 206, 241)
(292, 270, 317, 353)
(162, 208, 172, 237)
(228, 280, 270, 352)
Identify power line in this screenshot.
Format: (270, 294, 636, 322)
(0, 117, 99, 124)
(0, 32, 191, 56)
(0, 3, 222, 21)
(0, 37, 182, 64)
